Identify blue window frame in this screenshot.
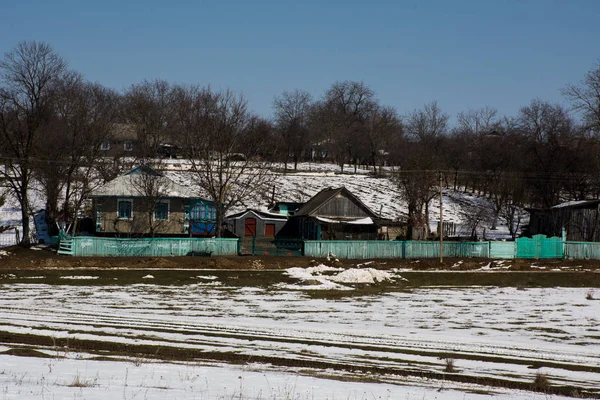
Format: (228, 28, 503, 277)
(117, 199, 132, 219)
(155, 202, 169, 221)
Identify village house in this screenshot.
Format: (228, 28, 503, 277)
(276, 187, 380, 240)
(100, 123, 180, 159)
(89, 165, 217, 237)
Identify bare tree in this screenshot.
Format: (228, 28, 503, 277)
(175, 86, 272, 237)
(272, 89, 312, 171)
(563, 62, 600, 134)
(518, 99, 575, 207)
(320, 81, 377, 172)
(456, 106, 498, 135)
(0, 41, 67, 245)
(394, 102, 449, 239)
(123, 79, 175, 158)
(405, 101, 449, 142)
(128, 163, 171, 237)
(364, 105, 402, 174)
(32, 73, 120, 233)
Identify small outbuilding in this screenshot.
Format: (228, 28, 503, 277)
(527, 200, 600, 242)
(225, 209, 288, 238)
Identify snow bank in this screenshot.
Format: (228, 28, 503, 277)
(281, 264, 403, 290)
(329, 268, 394, 283)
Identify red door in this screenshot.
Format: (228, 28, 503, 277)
(244, 218, 257, 236)
(265, 223, 275, 237)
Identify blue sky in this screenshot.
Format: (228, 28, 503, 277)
(1, 0, 599, 123)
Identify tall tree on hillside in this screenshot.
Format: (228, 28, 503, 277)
(518, 99, 575, 208)
(364, 105, 402, 174)
(123, 79, 175, 158)
(563, 62, 600, 134)
(395, 102, 449, 239)
(0, 41, 67, 246)
(49, 76, 119, 230)
(175, 85, 273, 237)
(319, 81, 377, 172)
(272, 89, 312, 171)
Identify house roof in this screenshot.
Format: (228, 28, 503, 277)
(552, 200, 600, 209)
(89, 165, 197, 198)
(295, 187, 378, 218)
(110, 123, 138, 141)
(226, 209, 288, 221)
(528, 199, 600, 212)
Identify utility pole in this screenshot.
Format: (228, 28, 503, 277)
(439, 171, 443, 264)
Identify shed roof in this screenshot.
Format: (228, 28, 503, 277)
(226, 209, 288, 221)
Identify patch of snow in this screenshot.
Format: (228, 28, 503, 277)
(194, 275, 218, 280)
(60, 275, 99, 280)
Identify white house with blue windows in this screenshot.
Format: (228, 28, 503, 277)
(88, 166, 217, 237)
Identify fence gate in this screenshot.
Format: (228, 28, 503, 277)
(516, 234, 563, 259)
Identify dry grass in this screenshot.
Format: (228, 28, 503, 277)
(443, 358, 457, 373)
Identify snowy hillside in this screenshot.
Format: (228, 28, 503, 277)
(0, 161, 522, 243)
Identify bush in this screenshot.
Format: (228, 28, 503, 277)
(533, 372, 550, 391)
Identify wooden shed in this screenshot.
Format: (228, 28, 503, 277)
(225, 209, 288, 238)
(527, 200, 600, 242)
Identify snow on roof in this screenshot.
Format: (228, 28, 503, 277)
(551, 200, 600, 209)
(89, 173, 198, 199)
(315, 216, 374, 225)
(226, 209, 288, 220)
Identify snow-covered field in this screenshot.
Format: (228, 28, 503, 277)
(0, 352, 575, 400)
(0, 266, 598, 398)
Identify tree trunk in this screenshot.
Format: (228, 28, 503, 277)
(19, 190, 31, 247)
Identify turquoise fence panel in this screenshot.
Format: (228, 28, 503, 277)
(564, 242, 600, 259)
(304, 240, 488, 259)
(516, 235, 563, 259)
(304, 241, 404, 259)
(406, 241, 490, 258)
(489, 241, 516, 259)
(68, 237, 239, 257)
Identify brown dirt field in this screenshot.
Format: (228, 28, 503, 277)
(2, 245, 600, 271)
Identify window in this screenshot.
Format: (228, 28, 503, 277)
(100, 141, 110, 151)
(154, 202, 169, 221)
(124, 141, 133, 152)
(117, 199, 133, 219)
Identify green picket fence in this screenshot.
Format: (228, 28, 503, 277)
(304, 240, 490, 259)
(64, 236, 239, 257)
(58, 235, 577, 260)
(564, 242, 600, 259)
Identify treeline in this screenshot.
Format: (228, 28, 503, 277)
(1, 41, 600, 243)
